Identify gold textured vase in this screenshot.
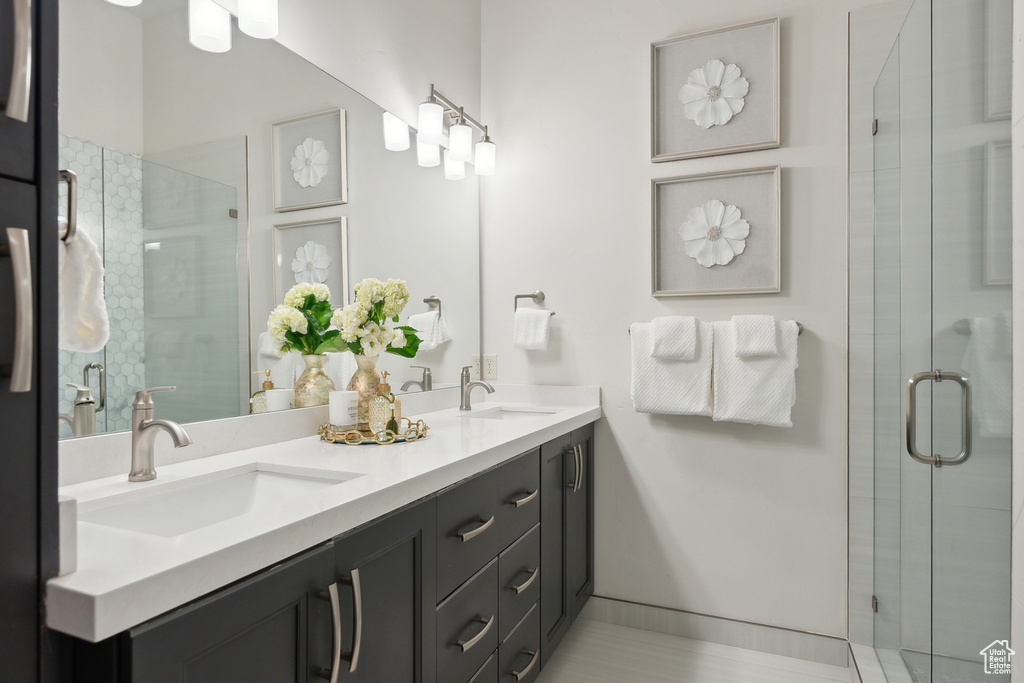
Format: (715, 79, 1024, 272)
(294, 355, 335, 408)
(346, 355, 382, 430)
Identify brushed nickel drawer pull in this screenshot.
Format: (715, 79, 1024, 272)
(340, 570, 362, 672)
(509, 567, 538, 595)
(512, 649, 539, 681)
(3, 0, 32, 122)
(1, 228, 32, 392)
(456, 615, 494, 653)
(316, 583, 341, 683)
(509, 489, 538, 507)
(456, 515, 494, 542)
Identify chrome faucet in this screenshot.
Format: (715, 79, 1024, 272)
(130, 386, 192, 482)
(401, 366, 433, 392)
(459, 366, 494, 411)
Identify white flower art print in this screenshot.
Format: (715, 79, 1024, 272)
(678, 59, 749, 129)
(291, 137, 330, 188)
(679, 199, 749, 267)
(292, 240, 331, 284)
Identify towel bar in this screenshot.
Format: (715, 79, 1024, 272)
(514, 291, 555, 315)
(629, 321, 804, 335)
(423, 296, 441, 317)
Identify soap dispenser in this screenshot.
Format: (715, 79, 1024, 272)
(369, 371, 401, 435)
(59, 384, 98, 436)
(250, 369, 275, 414)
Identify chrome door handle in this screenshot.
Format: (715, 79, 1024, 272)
(457, 515, 494, 542)
(511, 649, 539, 681)
(906, 370, 972, 468)
(509, 567, 538, 595)
(1, 228, 32, 392)
(509, 489, 538, 507)
(340, 569, 362, 672)
(456, 615, 494, 653)
(317, 583, 342, 683)
(59, 170, 77, 243)
(3, 0, 32, 122)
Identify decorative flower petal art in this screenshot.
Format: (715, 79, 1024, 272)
(679, 199, 750, 267)
(292, 240, 331, 284)
(290, 137, 330, 188)
(678, 59, 749, 129)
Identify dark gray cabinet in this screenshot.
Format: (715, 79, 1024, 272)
(539, 424, 594, 667)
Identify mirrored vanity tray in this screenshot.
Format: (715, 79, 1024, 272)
(318, 418, 430, 445)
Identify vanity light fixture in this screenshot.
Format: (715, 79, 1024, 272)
(189, 0, 232, 53)
(382, 112, 411, 151)
(238, 0, 279, 40)
(399, 85, 496, 177)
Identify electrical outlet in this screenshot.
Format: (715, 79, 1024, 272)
(470, 355, 482, 380)
(482, 354, 497, 380)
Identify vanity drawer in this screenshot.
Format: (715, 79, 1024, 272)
(437, 559, 499, 683)
(437, 469, 500, 599)
(498, 603, 541, 683)
(497, 524, 540, 641)
(495, 449, 540, 551)
(468, 653, 498, 683)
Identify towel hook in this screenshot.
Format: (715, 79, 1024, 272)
(514, 290, 555, 315)
(59, 169, 77, 243)
(423, 296, 441, 317)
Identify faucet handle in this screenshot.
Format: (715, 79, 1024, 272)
(411, 365, 432, 377)
(133, 386, 176, 409)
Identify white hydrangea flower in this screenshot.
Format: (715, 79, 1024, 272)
(354, 278, 384, 305)
(284, 282, 330, 308)
(267, 305, 308, 344)
(381, 278, 410, 318)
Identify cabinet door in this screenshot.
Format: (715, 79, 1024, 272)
(332, 496, 437, 683)
(538, 433, 570, 667)
(567, 424, 594, 621)
(128, 544, 335, 683)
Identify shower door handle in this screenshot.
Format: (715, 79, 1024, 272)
(906, 370, 972, 468)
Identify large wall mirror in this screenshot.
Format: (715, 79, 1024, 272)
(58, 0, 480, 438)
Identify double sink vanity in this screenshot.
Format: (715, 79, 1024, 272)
(49, 386, 600, 683)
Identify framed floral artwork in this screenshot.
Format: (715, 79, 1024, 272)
(273, 217, 350, 306)
(651, 18, 779, 162)
(652, 165, 780, 296)
(272, 109, 348, 212)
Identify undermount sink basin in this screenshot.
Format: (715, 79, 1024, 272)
(461, 406, 557, 420)
(78, 463, 363, 538)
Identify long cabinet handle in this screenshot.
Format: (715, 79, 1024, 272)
(457, 515, 494, 542)
(509, 489, 538, 508)
(509, 567, 538, 595)
(456, 615, 494, 653)
(317, 583, 342, 683)
(573, 445, 583, 492)
(3, 0, 32, 122)
(511, 649, 539, 681)
(341, 569, 362, 672)
(1, 228, 32, 392)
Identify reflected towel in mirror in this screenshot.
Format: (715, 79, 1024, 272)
(408, 310, 452, 351)
(58, 218, 110, 353)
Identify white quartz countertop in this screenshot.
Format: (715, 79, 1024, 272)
(46, 387, 600, 642)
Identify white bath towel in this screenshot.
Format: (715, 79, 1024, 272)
(58, 221, 110, 353)
(960, 312, 1011, 438)
(712, 320, 799, 427)
(732, 315, 778, 357)
(650, 316, 697, 361)
(513, 308, 553, 350)
(630, 321, 713, 416)
(408, 310, 452, 351)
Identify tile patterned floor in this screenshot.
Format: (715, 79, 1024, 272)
(535, 619, 851, 683)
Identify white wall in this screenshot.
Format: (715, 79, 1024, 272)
(480, 0, 883, 638)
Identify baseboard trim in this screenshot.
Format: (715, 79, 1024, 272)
(581, 595, 849, 668)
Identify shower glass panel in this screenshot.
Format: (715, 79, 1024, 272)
(871, 1, 1012, 681)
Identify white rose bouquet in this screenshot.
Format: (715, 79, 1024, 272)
(328, 278, 421, 358)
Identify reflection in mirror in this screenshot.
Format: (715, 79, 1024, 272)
(58, 0, 481, 437)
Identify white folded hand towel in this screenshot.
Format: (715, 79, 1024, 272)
(712, 320, 799, 427)
(650, 316, 697, 361)
(630, 321, 713, 416)
(732, 315, 778, 357)
(408, 310, 452, 351)
(513, 308, 553, 350)
(58, 222, 110, 353)
(960, 312, 1011, 438)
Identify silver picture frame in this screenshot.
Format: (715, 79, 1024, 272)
(652, 165, 781, 297)
(272, 109, 348, 212)
(272, 216, 350, 306)
(651, 17, 779, 162)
